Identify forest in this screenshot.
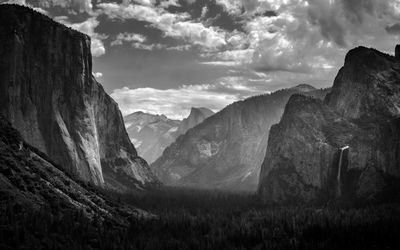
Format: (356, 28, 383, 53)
(1, 186, 400, 250)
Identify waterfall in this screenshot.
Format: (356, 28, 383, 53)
(337, 146, 349, 197)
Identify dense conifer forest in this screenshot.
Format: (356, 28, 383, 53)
(1, 186, 400, 249)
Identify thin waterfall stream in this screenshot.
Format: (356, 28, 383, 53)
(337, 146, 349, 197)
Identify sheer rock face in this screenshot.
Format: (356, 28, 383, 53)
(0, 5, 157, 190)
(152, 86, 329, 191)
(259, 46, 400, 204)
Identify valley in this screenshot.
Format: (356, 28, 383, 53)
(0, 3, 399, 250)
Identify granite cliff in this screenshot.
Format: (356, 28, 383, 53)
(152, 85, 329, 191)
(0, 5, 158, 191)
(259, 46, 400, 203)
(0, 114, 151, 223)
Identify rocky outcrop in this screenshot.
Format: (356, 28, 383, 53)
(124, 112, 181, 164)
(151, 85, 329, 191)
(0, 5, 158, 191)
(124, 108, 214, 164)
(176, 107, 215, 135)
(259, 46, 400, 204)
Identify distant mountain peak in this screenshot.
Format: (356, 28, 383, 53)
(188, 107, 214, 118)
(123, 108, 215, 164)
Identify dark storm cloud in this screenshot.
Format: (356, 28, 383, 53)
(306, 0, 398, 48)
(257, 10, 278, 17)
(307, 2, 348, 47)
(385, 23, 400, 35)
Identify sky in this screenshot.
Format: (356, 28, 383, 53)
(2, 0, 400, 119)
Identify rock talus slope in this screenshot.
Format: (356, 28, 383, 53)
(0, 5, 158, 191)
(259, 46, 400, 203)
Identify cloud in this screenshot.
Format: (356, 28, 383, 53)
(111, 32, 147, 46)
(215, 0, 243, 15)
(133, 0, 156, 7)
(168, 22, 227, 50)
(97, 2, 229, 51)
(2, 0, 48, 14)
(36, 0, 93, 14)
(111, 84, 239, 120)
(93, 72, 103, 78)
(159, 0, 180, 8)
(386, 23, 400, 35)
(132, 42, 165, 50)
(166, 44, 192, 51)
(3, 0, 26, 4)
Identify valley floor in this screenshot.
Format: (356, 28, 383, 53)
(1, 187, 400, 250)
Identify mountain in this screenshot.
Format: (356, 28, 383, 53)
(124, 108, 214, 164)
(176, 107, 215, 135)
(0, 5, 158, 191)
(151, 85, 330, 191)
(258, 46, 400, 204)
(0, 114, 151, 223)
(124, 112, 180, 164)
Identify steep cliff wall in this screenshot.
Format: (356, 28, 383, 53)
(152, 85, 329, 191)
(259, 46, 400, 204)
(0, 5, 157, 190)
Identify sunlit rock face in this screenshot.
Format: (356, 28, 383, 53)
(152, 85, 329, 191)
(0, 5, 158, 191)
(259, 46, 400, 204)
(124, 108, 214, 164)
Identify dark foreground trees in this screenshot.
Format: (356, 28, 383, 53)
(1, 188, 400, 250)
